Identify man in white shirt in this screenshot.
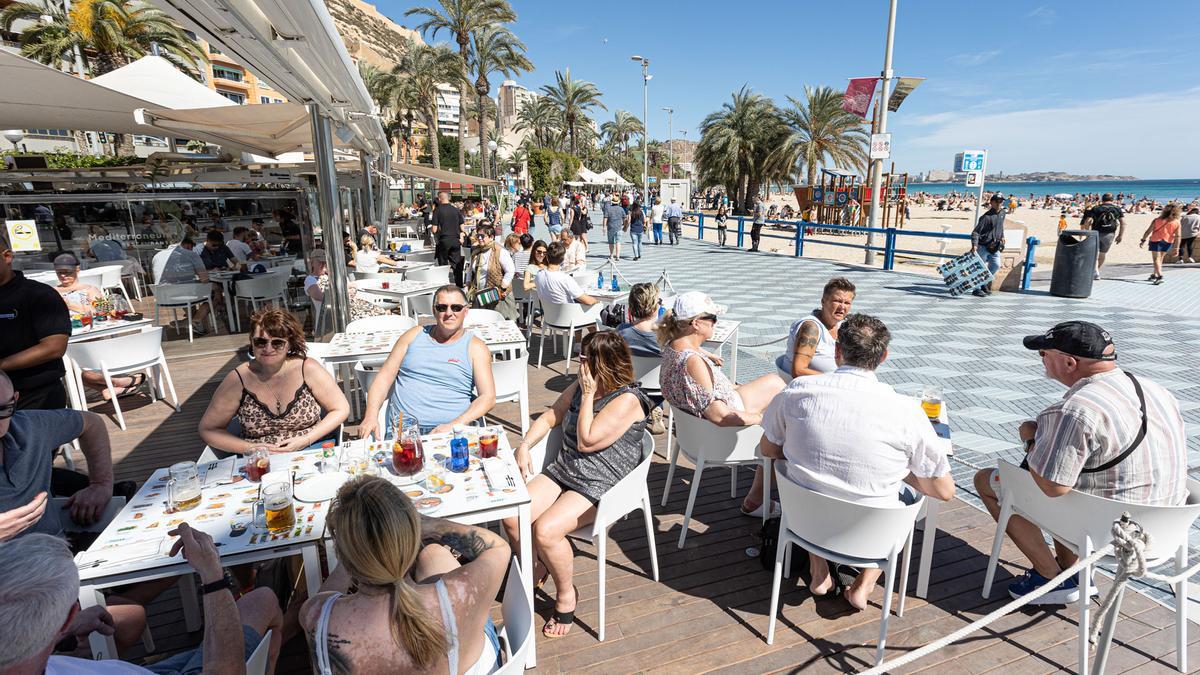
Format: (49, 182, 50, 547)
(227, 226, 254, 263)
(759, 313, 954, 610)
(650, 198, 665, 245)
(535, 241, 597, 306)
(559, 229, 587, 272)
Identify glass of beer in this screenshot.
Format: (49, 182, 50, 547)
(167, 461, 202, 512)
(244, 446, 271, 482)
(256, 482, 295, 534)
(392, 423, 425, 477)
(921, 384, 944, 421)
(478, 426, 500, 459)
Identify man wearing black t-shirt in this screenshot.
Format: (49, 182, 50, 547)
(1081, 193, 1126, 280)
(0, 234, 71, 410)
(431, 191, 465, 286)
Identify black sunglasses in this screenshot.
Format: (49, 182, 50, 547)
(252, 337, 288, 350)
(0, 399, 14, 420)
(434, 303, 467, 313)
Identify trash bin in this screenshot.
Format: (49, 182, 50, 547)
(1050, 230, 1098, 298)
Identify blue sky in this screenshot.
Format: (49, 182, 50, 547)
(377, 0, 1200, 178)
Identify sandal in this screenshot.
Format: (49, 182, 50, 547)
(740, 499, 781, 519)
(103, 374, 146, 401)
(542, 586, 577, 639)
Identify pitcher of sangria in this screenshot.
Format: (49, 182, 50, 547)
(392, 416, 425, 477)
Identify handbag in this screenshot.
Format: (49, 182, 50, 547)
(473, 286, 501, 307)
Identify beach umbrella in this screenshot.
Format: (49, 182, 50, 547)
(1053, 193, 1073, 199)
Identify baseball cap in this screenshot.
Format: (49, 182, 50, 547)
(989, 194, 1004, 203)
(1022, 321, 1116, 360)
(671, 292, 727, 321)
(53, 253, 80, 269)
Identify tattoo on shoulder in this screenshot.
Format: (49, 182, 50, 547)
(307, 628, 354, 674)
(423, 530, 495, 561)
(796, 321, 820, 350)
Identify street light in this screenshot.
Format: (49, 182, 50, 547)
(661, 107, 674, 180)
(631, 56, 650, 204)
(487, 139, 498, 180)
(3, 130, 24, 152)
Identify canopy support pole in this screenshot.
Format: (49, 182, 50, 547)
(360, 151, 376, 230)
(310, 104, 349, 333)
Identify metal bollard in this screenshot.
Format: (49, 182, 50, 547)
(698, 212, 705, 240)
(1022, 236, 1040, 290)
(736, 216, 745, 248)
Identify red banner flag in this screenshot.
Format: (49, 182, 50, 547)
(842, 77, 879, 118)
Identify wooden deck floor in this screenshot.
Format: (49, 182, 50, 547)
(75, 308, 1198, 674)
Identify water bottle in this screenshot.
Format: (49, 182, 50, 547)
(597, 271, 605, 289)
(658, 306, 665, 320)
(611, 274, 619, 292)
(449, 425, 469, 473)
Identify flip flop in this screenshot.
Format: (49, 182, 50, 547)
(542, 586, 577, 639)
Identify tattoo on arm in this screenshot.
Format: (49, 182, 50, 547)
(795, 322, 820, 352)
(422, 530, 496, 561)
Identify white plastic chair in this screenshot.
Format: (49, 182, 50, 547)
(490, 351, 530, 435)
(345, 315, 416, 333)
(465, 308, 504, 325)
(563, 430, 659, 641)
(665, 410, 769, 548)
(353, 270, 389, 281)
(150, 248, 173, 284)
(234, 273, 288, 327)
(245, 629, 273, 675)
(66, 326, 178, 430)
(495, 556, 535, 674)
(151, 283, 216, 342)
(766, 462, 924, 665)
(535, 301, 602, 374)
(76, 268, 105, 290)
(310, 298, 327, 336)
(89, 264, 128, 301)
(408, 293, 434, 320)
(631, 354, 672, 456)
(511, 278, 536, 329)
(982, 460, 1200, 673)
(402, 250, 437, 264)
(405, 265, 451, 284)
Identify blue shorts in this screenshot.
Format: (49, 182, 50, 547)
(606, 228, 621, 245)
(146, 625, 261, 674)
(1149, 240, 1171, 253)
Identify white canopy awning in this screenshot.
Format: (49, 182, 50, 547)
(577, 166, 603, 183)
(135, 102, 342, 159)
(92, 56, 236, 110)
(598, 168, 632, 185)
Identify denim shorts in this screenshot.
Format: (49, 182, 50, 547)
(1149, 240, 1172, 253)
(146, 625, 260, 674)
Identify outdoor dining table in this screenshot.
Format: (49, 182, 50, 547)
(354, 278, 442, 316)
(65, 318, 153, 412)
(375, 259, 435, 277)
(75, 435, 536, 666)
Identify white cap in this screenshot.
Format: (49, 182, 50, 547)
(452, 424, 466, 435)
(671, 292, 726, 321)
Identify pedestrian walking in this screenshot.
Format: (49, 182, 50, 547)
(970, 194, 1006, 297)
(750, 194, 766, 251)
(1140, 203, 1182, 285)
(629, 199, 645, 260)
(664, 199, 683, 245)
(1177, 206, 1200, 263)
(1080, 193, 1126, 280)
(651, 198, 665, 245)
(715, 202, 729, 246)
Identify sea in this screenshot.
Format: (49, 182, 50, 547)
(908, 179, 1200, 203)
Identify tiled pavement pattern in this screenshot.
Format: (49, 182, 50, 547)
(555, 216, 1200, 608)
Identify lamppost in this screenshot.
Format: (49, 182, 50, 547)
(3, 130, 24, 152)
(630, 56, 650, 204)
(487, 139, 498, 180)
(864, 0, 899, 265)
(661, 107, 673, 179)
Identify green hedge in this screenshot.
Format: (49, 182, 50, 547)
(527, 148, 581, 195)
(1, 151, 145, 169)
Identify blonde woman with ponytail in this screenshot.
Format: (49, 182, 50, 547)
(300, 476, 509, 674)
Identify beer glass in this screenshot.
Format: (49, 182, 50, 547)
(339, 444, 371, 476)
(254, 482, 295, 534)
(921, 384, 944, 421)
(167, 461, 201, 512)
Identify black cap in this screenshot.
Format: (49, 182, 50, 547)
(1023, 321, 1116, 360)
(990, 193, 1004, 203)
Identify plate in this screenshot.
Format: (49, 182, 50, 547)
(293, 472, 349, 502)
(390, 469, 428, 486)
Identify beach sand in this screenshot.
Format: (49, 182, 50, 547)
(690, 196, 1163, 276)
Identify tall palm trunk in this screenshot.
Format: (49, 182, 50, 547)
(477, 92, 489, 179)
(456, 32, 469, 175)
(428, 105, 441, 170)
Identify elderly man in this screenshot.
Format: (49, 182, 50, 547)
(358, 286, 496, 439)
(559, 229, 587, 272)
(974, 321, 1186, 604)
(759, 313, 955, 609)
(0, 529, 281, 673)
(664, 198, 684, 245)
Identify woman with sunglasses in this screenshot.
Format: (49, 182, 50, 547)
(199, 309, 349, 455)
(522, 239, 550, 292)
(658, 292, 785, 518)
(359, 286, 496, 439)
(503, 331, 652, 638)
(466, 225, 518, 320)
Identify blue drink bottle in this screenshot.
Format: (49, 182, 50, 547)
(449, 425, 469, 473)
(611, 274, 619, 291)
(597, 271, 604, 289)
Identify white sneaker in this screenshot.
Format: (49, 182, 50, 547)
(1093, 271, 1101, 280)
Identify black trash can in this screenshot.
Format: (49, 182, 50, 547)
(1050, 230, 1099, 298)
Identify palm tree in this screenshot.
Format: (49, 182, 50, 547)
(600, 109, 644, 152)
(2, 0, 207, 76)
(695, 86, 790, 213)
(540, 69, 605, 156)
(395, 43, 464, 170)
(359, 61, 404, 159)
(513, 96, 561, 150)
(776, 86, 869, 187)
(405, 0, 517, 176)
(468, 24, 531, 179)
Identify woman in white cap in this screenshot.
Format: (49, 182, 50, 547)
(657, 291, 785, 517)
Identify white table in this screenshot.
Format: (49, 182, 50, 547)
(65, 319, 153, 412)
(354, 279, 442, 316)
(378, 260, 434, 276)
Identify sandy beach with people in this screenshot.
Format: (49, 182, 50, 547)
(688, 195, 1166, 276)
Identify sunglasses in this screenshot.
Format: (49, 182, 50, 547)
(252, 337, 289, 350)
(434, 303, 467, 313)
(696, 313, 718, 323)
(0, 399, 14, 420)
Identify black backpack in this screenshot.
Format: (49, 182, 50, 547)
(1092, 205, 1121, 232)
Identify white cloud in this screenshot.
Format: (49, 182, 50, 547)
(1025, 6, 1056, 22)
(948, 50, 1001, 67)
(898, 88, 1200, 177)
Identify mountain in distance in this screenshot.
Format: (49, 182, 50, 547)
(915, 170, 1139, 183)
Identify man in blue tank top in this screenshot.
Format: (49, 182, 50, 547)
(359, 286, 497, 438)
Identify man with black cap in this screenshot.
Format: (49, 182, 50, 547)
(969, 193, 1007, 297)
(973, 321, 1186, 605)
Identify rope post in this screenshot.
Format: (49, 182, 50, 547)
(698, 211, 705, 240)
(737, 216, 745, 248)
(1022, 236, 1040, 290)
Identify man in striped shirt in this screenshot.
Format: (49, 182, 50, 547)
(973, 321, 1187, 605)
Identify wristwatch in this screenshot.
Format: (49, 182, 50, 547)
(201, 576, 234, 596)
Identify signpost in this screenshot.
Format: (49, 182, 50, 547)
(961, 149, 988, 229)
(870, 133, 892, 160)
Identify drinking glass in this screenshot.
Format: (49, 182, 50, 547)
(167, 461, 201, 512)
(478, 425, 501, 459)
(340, 444, 371, 476)
(244, 446, 271, 482)
(254, 482, 295, 534)
(392, 422, 425, 477)
(921, 384, 944, 421)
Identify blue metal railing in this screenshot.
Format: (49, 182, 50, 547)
(682, 211, 1041, 291)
